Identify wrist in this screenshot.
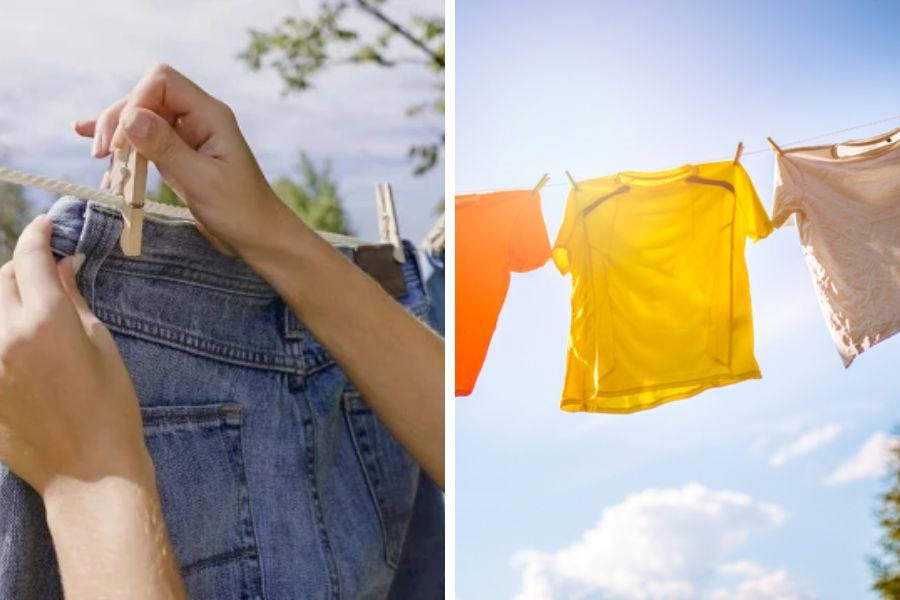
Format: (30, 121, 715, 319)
(41, 450, 185, 599)
(42, 442, 157, 513)
(237, 190, 321, 270)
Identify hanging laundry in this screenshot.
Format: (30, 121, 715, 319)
(456, 190, 551, 396)
(0, 197, 444, 600)
(553, 162, 773, 413)
(422, 214, 446, 336)
(771, 128, 900, 367)
(425, 247, 446, 336)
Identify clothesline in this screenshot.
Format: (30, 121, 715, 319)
(456, 112, 900, 195)
(458, 133, 899, 406)
(0, 163, 193, 219)
(0, 159, 440, 250)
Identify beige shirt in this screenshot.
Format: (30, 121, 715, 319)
(772, 128, 900, 367)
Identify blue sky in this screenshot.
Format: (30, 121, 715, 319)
(0, 0, 443, 244)
(456, 1, 900, 598)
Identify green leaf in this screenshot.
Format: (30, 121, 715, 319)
(272, 152, 353, 235)
(240, 1, 444, 178)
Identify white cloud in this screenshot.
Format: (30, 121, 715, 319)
(510, 483, 795, 600)
(826, 432, 899, 486)
(712, 561, 812, 600)
(770, 424, 842, 467)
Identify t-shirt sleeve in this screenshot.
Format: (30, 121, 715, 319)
(551, 187, 579, 275)
(509, 191, 552, 273)
(734, 163, 774, 242)
(770, 156, 803, 229)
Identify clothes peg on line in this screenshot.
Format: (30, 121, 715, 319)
(532, 173, 550, 195)
(733, 141, 744, 165)
(766, 137, 784, 156)
(424, 213, 445, 255)
(109, 144, 147, 256)
(565, 170, 579, 190)
(375, 182, 405, 264)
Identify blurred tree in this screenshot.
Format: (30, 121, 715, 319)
(873, 435, 900, 598)
(147, 152, 352, 235)
(271, 152, 353, 235)
(239, 0, 444, 177)
(146, 179, 185, 207)
(0, 183, 31, 263)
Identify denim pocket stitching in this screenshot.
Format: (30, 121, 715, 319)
(101, 263, 274, 299)
(343, 395, 400, 569)
(301, 414, 342, 600)
(141, 403, 264, 595)
(236, 408, 268, 600)
(98, 307, 304, 374)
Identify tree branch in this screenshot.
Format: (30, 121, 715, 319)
(355, 0, 444, 68)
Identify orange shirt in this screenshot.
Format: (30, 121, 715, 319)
(456, 191, 551, 396)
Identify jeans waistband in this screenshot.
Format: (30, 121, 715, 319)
(47, 197, 430, 375)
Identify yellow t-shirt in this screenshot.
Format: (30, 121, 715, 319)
(553, 161, 773, 413)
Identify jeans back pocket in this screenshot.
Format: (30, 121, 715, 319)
(342, 391, 420, 569)
(142, 404, 263, 599)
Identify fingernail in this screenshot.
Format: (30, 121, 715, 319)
(72, 253, 86, 274)
(124, 109, 151, 140)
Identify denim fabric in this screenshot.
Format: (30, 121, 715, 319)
(0, 197, 443, 599)
(385, 471, 445, 599)
(386, 247, 446, 599)
(424, 248, 445, 336)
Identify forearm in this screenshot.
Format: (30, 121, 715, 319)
(243, 200, 445, 488)
(43, 452, 186, 600)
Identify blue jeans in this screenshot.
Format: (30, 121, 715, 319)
(424, 248, 445, 337)
(0, 197, 443, 599)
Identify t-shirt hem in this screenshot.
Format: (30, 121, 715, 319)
(838, 324, 900, 368)
(559, 370, 763, 414)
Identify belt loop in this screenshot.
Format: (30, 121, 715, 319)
(283, 304, 304, 340)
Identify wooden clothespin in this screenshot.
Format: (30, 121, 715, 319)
(766, 137, 784, 156)
(375, 182, 405, 264)
(532, 173, 550, 195)
(109, 144, 147, 256)
(565, 170, 579, 190)
(733, 141, 744, 164)
(424, 213, 445, 255)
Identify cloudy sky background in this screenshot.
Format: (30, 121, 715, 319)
(457, 1, 900, 598)
(0, 0, 443, 243)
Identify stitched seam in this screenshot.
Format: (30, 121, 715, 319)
(181, 547, 258, 576)
(105, 254, 265, 287)
(576, 369, 762, 397)
(686, 175, 735, 194)
(95, 307, 304, 374)
(302, 413, 342, 600)
(101, 265, 275, 299)
(235, 411, 267, 600)
(343, 397, 396, 568)
(581, 186, 630, 216)
(561, 370, 762, 414)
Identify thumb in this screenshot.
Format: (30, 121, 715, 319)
(57, 256, 102, 333)
(119, 107, 198, 184)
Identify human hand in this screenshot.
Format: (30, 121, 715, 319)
(0, 216, 148, 495)
(73, 63, 287, 257)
